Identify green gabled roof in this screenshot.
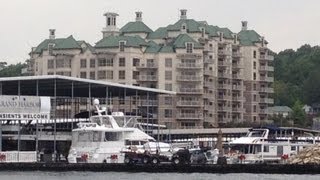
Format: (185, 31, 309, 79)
(95, 35, 148, 48)
(172, 34, 202, 49)
(77, 40, 96, 53)
(147, 27, 168, 39)
(120, 21, 153, 34)
(159, 46, 174, 53)
(33, 36, 81, 54)
(238, 30, 261, 46)
(144, 41, 161, 53)
(54, 35, 82, 50)
(167, 19, 204, 33)
(219, 28, 234, 39)
(206, 25, 220, 37)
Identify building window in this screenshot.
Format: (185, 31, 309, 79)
(119, 70, 125, 80)
(133, 58, 140, 67)
(48, 59, 54, 69)
(201, 28, 205, 37)
(106, 58, 113, 66)
(253, 50, 257, 58)
(80, 59, 87, 68)
(119, 58, 125, 67)
(98, 71, 106, 79)
(107, 17, 111, 26)
(47, 72, 54, 75)
(133, 71, 139, 80)
(164, 97, 172, 105)
(164, 109, 173, 118)
(48, 44, 54, 55)
(186, 43, 193, 53)
(90, 71, 95, 80)
(107, 70, 113, 79)
(165, 71, 172, 80)
(253, 61, 256, 69)
(219, 32, 223, 41)
(119, 41, 125, 52)
(165, 58, 172, 67)
(253, 84, 257, 90)
(253, 72, 256, 80)
(253, 94, 257, 101)
(165, 84, 172, 91)
(56, 59, 71, 68)
(90, 59, 95, 68)
(98, 58, 106, 67)
(80, 72, 87, 79)
(253, 105, 257, 113)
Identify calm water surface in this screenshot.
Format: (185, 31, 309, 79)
(0, 171, 319, 180)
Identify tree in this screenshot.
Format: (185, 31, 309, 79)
(290, 100, 307, 127)
(0, 62, 25, 77)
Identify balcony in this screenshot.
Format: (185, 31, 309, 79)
(218, 84, 231, 89)
(218, 61, 231, 66)
(259, 66, 274, 72)
(232, 107, 245, 112)
(231, 85, 243, 91)
(204, 81, 214, 87)
(260, 76, 274, 82)
(218, 73, 231, 79)
(232, 52, 242, 58)
(259, 98, 274, 104)
(204, 69, 213, 76)
(218, 106, 232, 112)
(137, 75, 157, 81)
(203, 93, 215, 100)
(232, 63, 244, 69)
(136, 63, 157, 69)
(177, 88, 202, 94)
(232, 96, 243, 101)
(204, 58, 214, 64)
(232, 74, 242, 79)
(176, 100, 201, 107)
(140, 100, 158, 106)
(177, 63, 202, 69)
(259, 55, 274, 61)
(177, 75, 202, 81)
(260, 87, 274, 93)
(259, 109, 269, 114)
(217, 95, 231, 101)
(218, 117, 232, 123)
(204, 105, 214, 111)
(218, 49, 231, 56)
(176, 113, 203, 119)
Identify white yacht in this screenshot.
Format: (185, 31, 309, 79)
(227, 128, 319, 164)
(68, 99, 170, 163)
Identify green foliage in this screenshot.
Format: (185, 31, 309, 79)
(274, 44, 320, 107)
(290, 100, 307, 127)
(0, 62, 25, 77)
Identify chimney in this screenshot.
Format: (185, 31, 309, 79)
(261, 36, 265, 47)
(180, 9, 187, 19)
(135, 11, 142, 22)
(241, 21, 248, 31)
(49, 29, 55, 39)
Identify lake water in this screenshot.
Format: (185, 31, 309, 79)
(0, 171, 319, 180)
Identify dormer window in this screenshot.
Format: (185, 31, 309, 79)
(186, 42, 193, 53)
(219, 32, 224, 42)
(119, 41, 126, 52)
(182, 25, 186, 30)
(201, 27, 205, 37)
(181, 23, 187, 33)
(48, 43, 54, 55)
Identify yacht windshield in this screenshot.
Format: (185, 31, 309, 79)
(248, 130, 265, 137)
(73, 131, 102, 142)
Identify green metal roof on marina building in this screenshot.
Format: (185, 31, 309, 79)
(144, 41, 161, 53)
(77, 40, 95, 53)
(159, 46, 174, 53)
(33, 35, 81, 53)
(147, 27, 168, 39)
(95, 35, 148, 48)
(167, 19, 204, 33)
(206, 25, 234, 39)
(173, 34, 202, 49)
(238, 30, 262, 46)
(120, 21, 153, 34)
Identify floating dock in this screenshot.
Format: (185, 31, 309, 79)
(0, 163, 319, 174)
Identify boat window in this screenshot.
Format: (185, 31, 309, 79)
(105, 132, 120, 141)
(291, 146, 296, 151)
(256, 145, 261, 153)
(263, 146, 269, 152)
(250, 131, 264, 137)
(75, 131, 102, 142)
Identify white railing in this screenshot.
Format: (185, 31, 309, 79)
(0, 151, 37, 163)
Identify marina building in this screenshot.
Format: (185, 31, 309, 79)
(26, 9, 274, 129)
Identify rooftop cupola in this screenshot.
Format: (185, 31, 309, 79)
(102, 12, 120, 38)
(180, 9, 187, 19)
(135, 11, 142, 22)
(241, 21, 248, 31)
(49, 29, 55, 39)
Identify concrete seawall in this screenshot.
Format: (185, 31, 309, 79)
(0, 163, 319, 174)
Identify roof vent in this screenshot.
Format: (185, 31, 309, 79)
(241, 21, 248, 31)
(49, 29, 55, 39)
(180, 9, 187, 19)
(135, 11, 142, 22)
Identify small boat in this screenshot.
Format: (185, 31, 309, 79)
(68, 99, 170, 163)
(227, 127, 320, 164)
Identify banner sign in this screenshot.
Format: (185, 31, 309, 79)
(0, 96, 51, 120)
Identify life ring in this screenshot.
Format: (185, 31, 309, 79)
(0, 154, 6, 161)
(238, 154, 246, 161)
(111, 154, 118, 160)
(281, 154, 289, 160)
(81, 153, 88, 161)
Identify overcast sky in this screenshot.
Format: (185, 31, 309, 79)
(0, 0, 319, 64)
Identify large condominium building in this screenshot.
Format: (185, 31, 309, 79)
(28, 10, 274, 129)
